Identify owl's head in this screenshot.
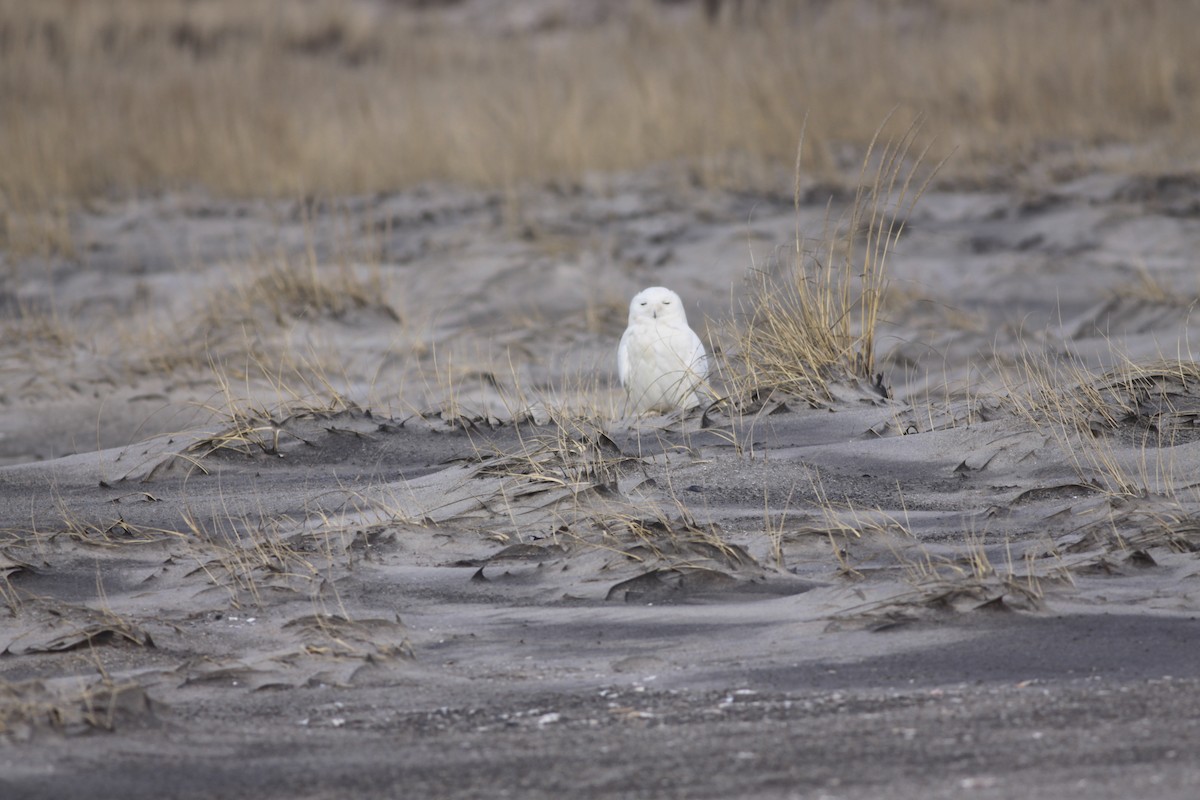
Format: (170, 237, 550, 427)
(628, 286, 689, 326)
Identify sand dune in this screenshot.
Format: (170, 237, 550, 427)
(4, 158, 1200, 798)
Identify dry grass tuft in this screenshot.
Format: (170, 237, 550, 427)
(906, 534, 1046, 613)
(0, 301, 80, 402)
(155, 351, 363, 468)
(187, 399, 354, 461)
(476, 415, 630, 494)
(55, 513, 181, 550)
(237, 261, 395, 327)
(181, 509, 323, 609)
(1, 593, 155, 654)
(135, 250, 396, 380)
(729, 117, 940, 404)
(1004, 352, 1200, 497)
(469, 412, 753, 575)
(0, 675, 154, 741)
(830, 530, 1052, 629)
(1060, 497, 1200, 559)
(594, 501, 739, 563)
(1008, 356, 1200, 439)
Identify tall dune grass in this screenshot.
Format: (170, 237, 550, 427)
(1, 0, 1197, 226)
(731, 116, 939, 404)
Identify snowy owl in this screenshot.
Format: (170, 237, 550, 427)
(617, 286, 708, 414)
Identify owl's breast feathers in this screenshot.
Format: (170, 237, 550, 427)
(618, 318, 707, 412)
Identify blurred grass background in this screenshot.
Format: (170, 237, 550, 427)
(1, 0, 1197, 237)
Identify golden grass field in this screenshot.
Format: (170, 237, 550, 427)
(2, 0, 1197, 224)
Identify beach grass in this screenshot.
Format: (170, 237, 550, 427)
(2, 0, 1196, 243)
(728, 115, 939, 404)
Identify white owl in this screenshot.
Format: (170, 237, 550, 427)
(617, 286, 708, 414)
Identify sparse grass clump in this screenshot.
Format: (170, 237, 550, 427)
(0, 676, 153, 741)
(1004, 352, 1200, 497)
(237, 261, 395, 327)
(1007, 355, 1200, 439)
(137, 249, 396, 378)
(181, 510, 322, 609)
(476, 416, 629, 497)
(730, 119, 940, 404)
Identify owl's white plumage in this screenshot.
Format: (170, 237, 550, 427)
(618, 287, 708, 413)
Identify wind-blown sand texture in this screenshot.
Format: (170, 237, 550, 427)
(4, 165, 1200, 799)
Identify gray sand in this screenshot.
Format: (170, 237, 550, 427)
(3, 165, 1200, 798)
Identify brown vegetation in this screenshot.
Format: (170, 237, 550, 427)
(1, 0, 1197, 229)
(730, 117, 939, 404)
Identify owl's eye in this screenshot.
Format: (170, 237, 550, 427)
(663, 300, 671, 304)
(640, 301, 648, 306)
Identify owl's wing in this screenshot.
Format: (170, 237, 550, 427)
(617, 328, 632, 387)
(687, 328, 708, 380)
